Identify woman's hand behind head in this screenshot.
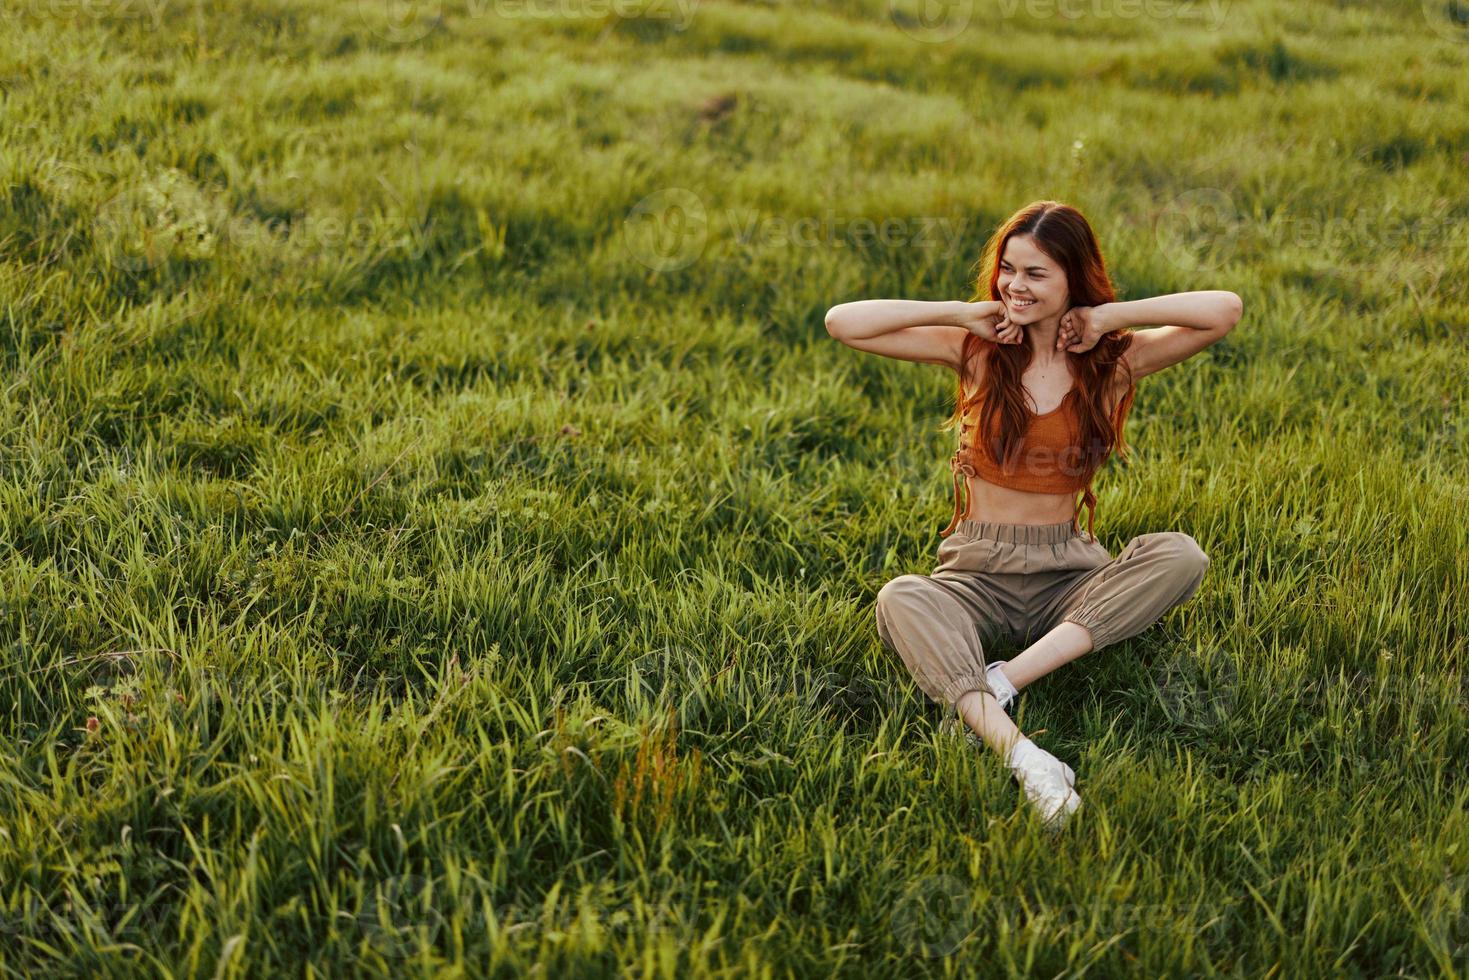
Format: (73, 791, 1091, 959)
(956, 300, 1022, 345)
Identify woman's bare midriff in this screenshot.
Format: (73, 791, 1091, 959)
(964, 475, 1079, 526)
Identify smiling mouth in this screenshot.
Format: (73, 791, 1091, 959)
(1009, 296, 1036, 309)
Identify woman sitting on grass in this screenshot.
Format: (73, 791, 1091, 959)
(825, 199, 1242, 830)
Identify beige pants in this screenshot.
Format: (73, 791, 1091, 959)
(875, 518, 1210, 707)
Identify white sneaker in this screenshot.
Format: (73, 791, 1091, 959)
(1007, 743, 1082, 831)
(986, 661, 1019, 714)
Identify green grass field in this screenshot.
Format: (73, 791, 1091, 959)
(1, 0, 1467, 974)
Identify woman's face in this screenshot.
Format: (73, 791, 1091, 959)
(997, 234, 1068, 325)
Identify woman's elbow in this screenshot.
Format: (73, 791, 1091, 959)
(824, 305, 848, 338)
(1216, 289, 1239, 323)
(1218, 292, 1243, 331)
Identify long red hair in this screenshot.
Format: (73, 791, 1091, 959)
(942, 201, 1137, 539)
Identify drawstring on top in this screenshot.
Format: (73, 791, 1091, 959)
(939, 449, 979, 538)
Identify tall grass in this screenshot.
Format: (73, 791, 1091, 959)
(1, 0, 1466, 975)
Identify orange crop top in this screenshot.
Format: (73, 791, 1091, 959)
(941, 387, 1116, 540)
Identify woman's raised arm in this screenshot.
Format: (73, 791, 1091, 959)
(825, 299, 1020, 370)
(1060, 291, 1243, 381)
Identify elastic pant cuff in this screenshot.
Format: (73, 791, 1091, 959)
(1062, 614, 1112, 652)
(940, 675, 995, 707)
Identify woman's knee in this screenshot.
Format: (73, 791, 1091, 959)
(1133, 531, 1210, 583)
(876, 574, 936, 612)
(875, 575, 928, 648)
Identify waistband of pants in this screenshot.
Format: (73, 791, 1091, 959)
(953, 517, 1084, 545)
